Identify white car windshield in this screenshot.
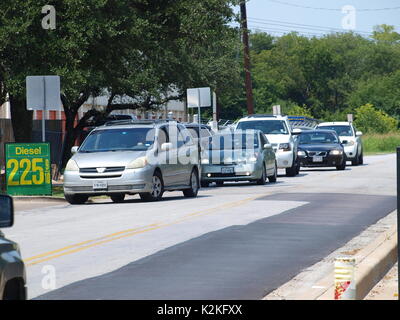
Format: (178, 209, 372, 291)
(237, 120, 288, 135)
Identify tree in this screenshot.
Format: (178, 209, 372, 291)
(372, 24, 400, 43)
(0, 0, 240, 169)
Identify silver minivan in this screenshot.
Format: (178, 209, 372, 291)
(0, 195, 27, 300)
(63, 120, 200, 204)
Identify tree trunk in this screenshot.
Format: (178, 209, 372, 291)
(9, 95, 33, 143)
(60, 109, 78, 171)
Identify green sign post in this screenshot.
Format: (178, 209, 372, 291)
(5, 143, 52, 195)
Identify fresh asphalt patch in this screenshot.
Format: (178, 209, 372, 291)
(37, 193, 396, 300)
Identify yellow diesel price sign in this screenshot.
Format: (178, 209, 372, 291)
(5, 143, 52, 195)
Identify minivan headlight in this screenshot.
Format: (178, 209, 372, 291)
(345, 140, 355, 146)
(297, 150, 306, 157)
(127, 157, 148, 169)
(65, 159, 79, 171)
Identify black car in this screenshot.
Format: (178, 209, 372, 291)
(297, 129, 346, 170)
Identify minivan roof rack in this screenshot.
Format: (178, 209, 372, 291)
(104, 119, 180, 126)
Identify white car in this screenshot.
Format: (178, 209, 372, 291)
(236, 115, 301, 176)
(316, 122, 363, 166)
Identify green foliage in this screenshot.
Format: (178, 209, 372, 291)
(363, 133, 400, 154)
(237, 26, 400, 123)
(372, 24, 400, 43)
(354, 104, 398, 134)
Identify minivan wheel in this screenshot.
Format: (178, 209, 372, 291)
(140, 172, 164, 202)
(183, 169, 199, 198)
(268, 162, 278, 183)
(110, 194, 125, 203)
(65, 193, 88, 205)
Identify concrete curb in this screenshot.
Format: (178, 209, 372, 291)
(286, 223, 397, 300)
(12, 196, 66, 203)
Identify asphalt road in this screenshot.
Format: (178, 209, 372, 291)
(3, 154, 396, 299)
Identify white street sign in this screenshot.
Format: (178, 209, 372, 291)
(187, 87, 211, 108)
(26, 75, 62, 111)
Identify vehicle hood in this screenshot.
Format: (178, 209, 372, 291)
(264, 134, 290, 144)
(73, 150, 147, 168)
(339, 136, 356, 143)
(298, 143, 343, 151)
(203, 149, 259, 162)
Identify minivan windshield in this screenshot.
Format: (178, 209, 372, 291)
(317, 125, 353, 137)
(80, 128, 155, 152)
(237, 120, 288, 135)
(299, 132, 339, 144)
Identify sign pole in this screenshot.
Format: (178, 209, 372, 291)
(397, 147, 400, 300)
(198, 89, 201, 157)
(42, 77, 46, 142)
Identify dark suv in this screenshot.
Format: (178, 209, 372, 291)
(0, 195, 27, 300)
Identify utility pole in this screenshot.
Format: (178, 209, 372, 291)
(240, 0, 254, 115)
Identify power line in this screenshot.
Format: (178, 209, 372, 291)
(248, 17, 372, 35)
(266, 0, 400, 12)
(248, 25, 325, 38)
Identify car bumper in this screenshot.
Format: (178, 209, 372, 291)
(299, 154, 344, 167)
(200, 163, 262, 182)
(275, 150, 294, 168)
(343, 144, 357, 159)
(63, 166, 154, 195)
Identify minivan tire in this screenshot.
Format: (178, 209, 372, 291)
(140, 171, 164, 202)
(110, 194, 125, 203)
(65, 194, 89, 205)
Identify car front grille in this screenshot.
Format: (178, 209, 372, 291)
(79, 167, 125, 173)
(307, 151, 327, 157)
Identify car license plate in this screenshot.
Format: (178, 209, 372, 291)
(313, 156, 323, 162)
(221, 167, 234, 174)
(93, 181, 108, 190)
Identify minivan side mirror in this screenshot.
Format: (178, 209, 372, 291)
(292, 128, 302, 135)
(161, 142, 173, 151)
(71, 146, 79, 154)
(264, 143, 272, 149)
(356, 131, 363, 137)
(0, 195, 14, 228)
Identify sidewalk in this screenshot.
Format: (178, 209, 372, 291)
(365, 263, 398, 300)
(264, 210, 398, 300)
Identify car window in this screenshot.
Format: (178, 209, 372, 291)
(80, 128, 155, 152)
(317, 125, 353, 137)
(237, 120, 289, 135)
(299, 132, 339, 144)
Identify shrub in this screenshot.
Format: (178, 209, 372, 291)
(354, 103, 398, 134)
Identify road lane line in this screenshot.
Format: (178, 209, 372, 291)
(25, 194, 268, 266)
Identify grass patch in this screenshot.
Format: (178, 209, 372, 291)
(363, 132, 400, 155)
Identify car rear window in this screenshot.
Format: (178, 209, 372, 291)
(317, 125, 353, 137)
